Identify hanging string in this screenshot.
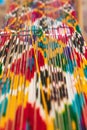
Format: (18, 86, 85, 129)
(5, 36, 20, 130)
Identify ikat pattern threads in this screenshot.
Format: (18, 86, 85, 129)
(0, 0, 87, 130)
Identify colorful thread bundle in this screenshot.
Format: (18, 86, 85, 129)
(0, 0, 87, 130)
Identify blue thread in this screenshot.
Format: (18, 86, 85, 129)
(84, 66, 87, 78)
(28, 57, 34, 71)
(2, 79, 10, 95)
(0, 0, 5, 5)
(0, 98, 8, 116)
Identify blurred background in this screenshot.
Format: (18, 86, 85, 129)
(0, 0, 87, 41)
